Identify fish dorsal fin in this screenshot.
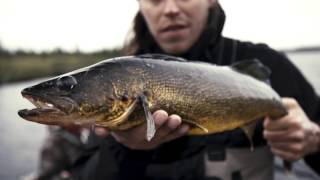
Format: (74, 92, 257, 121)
(137, 54, 187, 62)
(231, 59, 271, 83)
(241, 122, 257, 152)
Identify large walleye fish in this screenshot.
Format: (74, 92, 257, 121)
(18, 54, 287, 143)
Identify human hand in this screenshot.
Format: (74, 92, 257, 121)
(94, 110, 189, 150)
(263, 97, 320, 161)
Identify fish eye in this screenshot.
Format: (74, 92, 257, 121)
(56, 75, 78, 90)
(121, 91, 129, 102)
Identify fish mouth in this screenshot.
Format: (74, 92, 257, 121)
(18, 91, 78, 125)
(18, 94, 63, 115)
(18, 94, 65, 124)
(18, 92, 98, 128)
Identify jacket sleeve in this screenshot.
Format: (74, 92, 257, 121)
(265, 50, 320, 174)
(304, 97, 320, 174)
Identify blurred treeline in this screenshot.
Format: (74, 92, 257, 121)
(1, 43, 320, 85)
(0, 44, 122, 84)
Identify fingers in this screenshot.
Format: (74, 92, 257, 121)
(270, 142, 305, 154)
(264, 120, 306, 161)
(153, 110, 169, 129)
(93, 109, 191, 150)
(264, 98, 301, 129)
(263, 128, 305, 143)
(264, 117, 291, 131)
(110, 110, 189, 150)
(152, 114, 182, 141)
(270, 146, 301, 162)
(94, 126, 109, 138)
(112, 110, 171, 143)
(264, 129, 305, 161)
(264, 97, 320, 161)
(264, 114, 302, 132)
(282, 97, 299, 110)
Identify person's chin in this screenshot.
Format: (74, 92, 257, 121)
(157, 30, 191, 54)
(160, 41, 190, 55)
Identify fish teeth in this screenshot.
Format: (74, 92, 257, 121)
(46, 103, 54, 107)
(29, 98, 41, 108)
(42, 102, 56, 109)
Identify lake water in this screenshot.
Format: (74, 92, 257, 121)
(0, 52, 319, 180)
(286, 52, 320, 95)
(0, 80, 47, 180)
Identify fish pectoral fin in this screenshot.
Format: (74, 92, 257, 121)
(182, 119, 209, 133)
(139, 94, 156, 141)
(241, 122, 257, 151)
(95, 99, 138, 127)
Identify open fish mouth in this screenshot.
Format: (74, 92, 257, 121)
(18, 92, 95, 127)
(27, 94, 60, 110)
(18, 94, 65, 118)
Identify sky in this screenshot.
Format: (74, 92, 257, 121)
(0, 0, 319, 53)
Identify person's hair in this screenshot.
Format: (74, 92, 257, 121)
(123, 12, 154, 55)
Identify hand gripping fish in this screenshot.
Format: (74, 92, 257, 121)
(18, 54, 291, 170)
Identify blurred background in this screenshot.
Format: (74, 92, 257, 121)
(0, 0, 319, 179)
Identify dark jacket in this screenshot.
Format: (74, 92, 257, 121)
(71, 4, 320, 180)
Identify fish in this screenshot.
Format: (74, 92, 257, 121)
(18, 54, 292, 172)
(18, 53, 293, 172)
(18, 54, 288, 142)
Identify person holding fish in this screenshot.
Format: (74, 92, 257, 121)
(69, 0, 320, 179)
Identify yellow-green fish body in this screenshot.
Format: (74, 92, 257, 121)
(18, 54, 287, 137)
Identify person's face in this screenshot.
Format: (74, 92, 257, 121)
(139, 0, 216, 55)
